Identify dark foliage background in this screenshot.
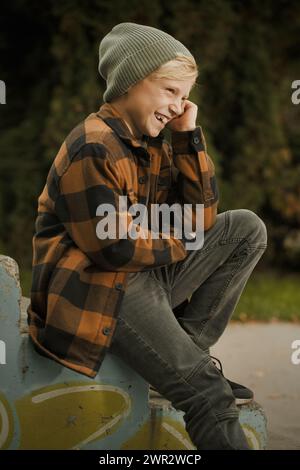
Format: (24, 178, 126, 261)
(0, 0, 299, 275)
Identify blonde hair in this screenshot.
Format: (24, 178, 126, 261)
(149, 54, 198, 83)
(124, 55, 198, 95)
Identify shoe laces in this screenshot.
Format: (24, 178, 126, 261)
(210, 355, 224, 375)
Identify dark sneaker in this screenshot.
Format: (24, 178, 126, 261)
(226, 379, 254, 405)
(210, 356, 254, 405)
(149, 355, 254, 406)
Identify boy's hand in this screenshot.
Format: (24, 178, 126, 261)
(165, 100, 198, 132)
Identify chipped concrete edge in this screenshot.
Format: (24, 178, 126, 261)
(0, 255, 20, 285)
(0, 254, 22, 326)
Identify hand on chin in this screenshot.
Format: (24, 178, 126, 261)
(165, 100, 197, 132)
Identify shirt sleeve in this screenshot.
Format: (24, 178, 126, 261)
(168, 126, 219, 233)
(54, 142, 187, 272)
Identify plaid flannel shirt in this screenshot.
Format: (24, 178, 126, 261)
(27, 102, 219, 377)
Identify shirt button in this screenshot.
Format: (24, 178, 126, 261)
(193, 137, 200, 145)
(115, 282, 123, 290)
(102, 327, 111, 336)
(138, 176, 146, 184)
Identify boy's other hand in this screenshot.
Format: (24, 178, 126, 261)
(165, 100, 198, 132)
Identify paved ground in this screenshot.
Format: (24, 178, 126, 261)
(211, 322, 300, 450)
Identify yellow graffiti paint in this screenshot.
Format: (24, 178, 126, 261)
(242, 423, 262, 450)
(15, 382, 131, 449)
(123, 417, 262, 450)
(121, 416, 195, 450)
(0, 392, 14, 450)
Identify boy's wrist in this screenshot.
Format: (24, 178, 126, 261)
(174, 126, 196, 132)
(171, 126, 205, 154)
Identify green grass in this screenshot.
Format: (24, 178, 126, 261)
(19, 268, 300, 322)
(232, 269, 300, 322)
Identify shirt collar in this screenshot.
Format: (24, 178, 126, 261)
(96, 102, 165, 149)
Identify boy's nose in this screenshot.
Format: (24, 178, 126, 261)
(169, 101, 183, 117)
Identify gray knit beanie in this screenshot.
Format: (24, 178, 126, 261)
(98, 22, 194, 103)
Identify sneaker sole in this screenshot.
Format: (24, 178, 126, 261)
(235, 397, 254, 406)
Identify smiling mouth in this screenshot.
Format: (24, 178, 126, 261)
(154, 112, 169, 125)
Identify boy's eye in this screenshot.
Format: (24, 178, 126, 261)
(166, 88, 187, 100)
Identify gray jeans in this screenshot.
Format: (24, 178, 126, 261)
(109, 209, 268, 450)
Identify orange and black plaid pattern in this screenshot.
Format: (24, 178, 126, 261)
(27, 102, 219, 377)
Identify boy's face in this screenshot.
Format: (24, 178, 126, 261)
(111, 76, 195, 139)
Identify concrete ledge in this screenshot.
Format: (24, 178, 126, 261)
(146, 389, 267, 450)
(0, 255, 267, 449)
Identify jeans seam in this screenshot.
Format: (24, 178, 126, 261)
(216, 409, 240, 421)
(113, 315, 240, 449)
(197, 254, 246, 339)
(221, 238, 267, 252)
(149, 270, 171, 299)
(220, 238, 248, 245)
(177, 243, 220, 275)
(184, 355, 212, 383)
(248, 243, 268, 251)
(220, 209, 230, 240)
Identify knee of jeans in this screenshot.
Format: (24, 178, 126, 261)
(233, 209, 268, 248)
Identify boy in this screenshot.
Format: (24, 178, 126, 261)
(28, 22, 267, 450)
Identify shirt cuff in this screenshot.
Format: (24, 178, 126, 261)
(171, 126, 206, 154)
